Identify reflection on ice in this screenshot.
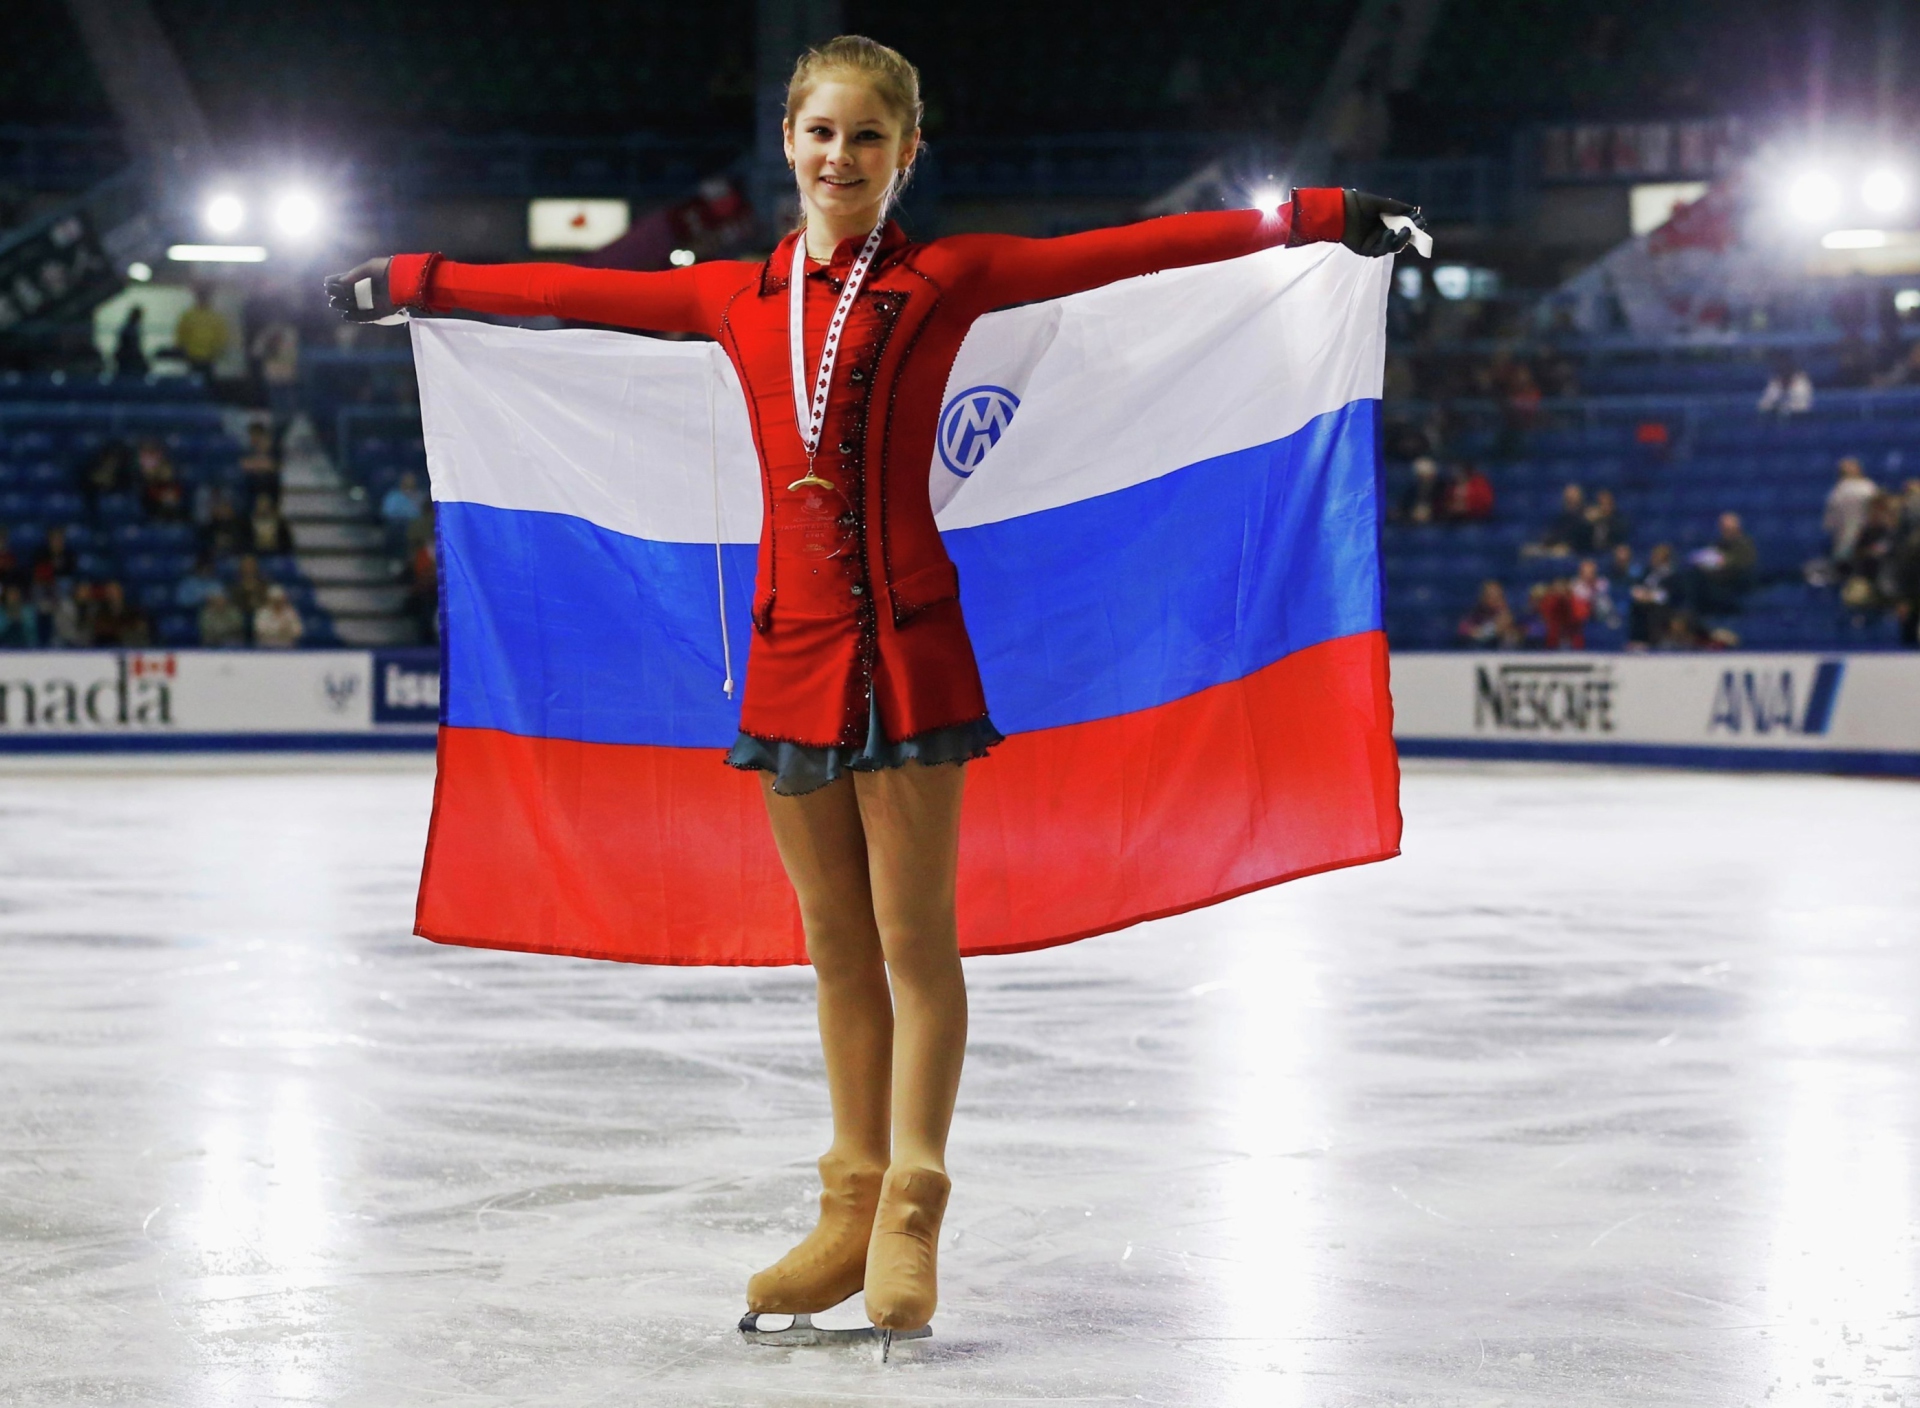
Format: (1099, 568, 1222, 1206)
(1767, 950, 1916, 1400)
(1217, 922, 1322, 1405)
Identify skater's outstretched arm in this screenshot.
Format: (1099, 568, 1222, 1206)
(324, 254, 731, 337)
(944, 187, 1422, 314)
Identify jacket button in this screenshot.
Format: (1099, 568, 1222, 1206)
(849, 368, 865, 382)
(850, 583, 865, 596)
(838, 441, 853, 455)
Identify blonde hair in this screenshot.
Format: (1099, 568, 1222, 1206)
(786, 35, 924, 135)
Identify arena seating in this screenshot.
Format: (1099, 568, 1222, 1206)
(1382, 370, 1920, 651)
(0, 379, 336, 646)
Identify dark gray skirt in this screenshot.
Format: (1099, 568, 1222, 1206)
(725, 695, 1003, 797)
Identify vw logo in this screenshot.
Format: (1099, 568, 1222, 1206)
(937, 384, 1020, 478)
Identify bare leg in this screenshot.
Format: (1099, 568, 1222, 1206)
(854, 760, 968, 1331)
(747, 775, 894, 1313)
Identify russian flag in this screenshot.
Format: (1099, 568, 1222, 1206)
(412, 242, 1401, 966)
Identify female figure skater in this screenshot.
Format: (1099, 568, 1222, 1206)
(327, 35, 1417, 1346)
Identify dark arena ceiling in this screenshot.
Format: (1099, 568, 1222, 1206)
(1, 0, 1914, 153)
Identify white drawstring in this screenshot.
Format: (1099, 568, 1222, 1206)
(706, 357, 734, 698)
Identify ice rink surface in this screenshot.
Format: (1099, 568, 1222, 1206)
(0, 755, 1916, 1407)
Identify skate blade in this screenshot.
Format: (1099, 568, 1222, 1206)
(738, 1312, 932, 1349)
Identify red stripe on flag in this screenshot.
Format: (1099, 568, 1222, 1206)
(415, 630, 1400, 966)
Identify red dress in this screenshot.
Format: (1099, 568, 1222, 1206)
(388, 189, 1347, 748)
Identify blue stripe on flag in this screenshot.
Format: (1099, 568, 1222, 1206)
(439, 397, 1381, 747)
(949, 397, 1381, 731)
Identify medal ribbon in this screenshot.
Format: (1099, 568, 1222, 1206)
(787, 221, 887, 491)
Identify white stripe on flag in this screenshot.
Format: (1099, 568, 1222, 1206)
(414, 243, 1388, 544)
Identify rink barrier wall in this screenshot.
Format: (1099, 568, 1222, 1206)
(3, 647, 1914, 780)
(0, 648, 439, 751)
(1390, 651, 1920, 777)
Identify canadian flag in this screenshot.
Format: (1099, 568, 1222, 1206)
(527, 199, 632, 252)
(127, 652, 177, 679)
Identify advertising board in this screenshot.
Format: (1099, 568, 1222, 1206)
(1391, 652, 1920, 774)
(0, 649, 436, 751)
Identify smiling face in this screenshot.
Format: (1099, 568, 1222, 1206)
(784, 78, 919, 246)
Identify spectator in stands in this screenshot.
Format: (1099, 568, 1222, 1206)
(1682, 512, 1758, 613)
(1585, 488, 1631, 554)
(1398, 456, 1443, 524)
(0, 583, 38, 647)
(175, 286, 231, 378)
(1892, 517, 1920, 648)
(1445, 461, 1495, 521)
(1902, 477, 1920, 534)
(1528, 483, 1593, 557)
(80, 441, 131, 511)
(91, 580, 149, 648)
(138, 442, 187, 522)
(174, 556, 223, 612)
(1870, 340, 1920, 389)
(1570, 557, 1617, 631)
(239, 422, 281, 505)
(1841, 494, 1905, 612)
(114, 305, 148, 380)
(201, 489, 245, 559)
(1607, 541, 1637, 585)
(253, 584, 304, 649)
(1757, 359, 1814, 416)
(381, 471, 428, 526)
(1498, 360, 1542, 450)
(1655, 612, 1705, 650)
(198, 587, 247, 648)
(407, 499, 436, 552)
(1518, 578, 1586, 649)
(28, 527, 76, 592)
(1627, 543, 1677, 648)
(249, 494, 294, 555)
(231, 555, 268, 634)
(50, 582, 92, 648)
(250, 318, 301, 423)
(1824, 456, 1879, 567)
(0, 528, 22, 591)
(1632, 420, 1671, 463)
(1456, 579, 1521, 648)
(410, 534, 439, 641)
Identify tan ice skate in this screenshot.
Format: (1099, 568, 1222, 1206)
(862, 1164, 950, 1355)
(745, 1151, 884, 1313)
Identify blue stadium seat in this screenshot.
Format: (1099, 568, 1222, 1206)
(157, 612, 199, 647)
(96, 492, 142, 524)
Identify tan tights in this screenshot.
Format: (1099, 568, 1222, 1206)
(759, 761, 968, 1174)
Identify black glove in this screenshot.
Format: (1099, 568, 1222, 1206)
(323, 257, 398, 322)
(1342, 190, 1426, 257)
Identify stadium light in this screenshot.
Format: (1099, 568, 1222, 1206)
(273, 190, 321, 238)
(1247, 186, 1285, 215)
(1785, 171, 1843, 224)
(168, 244, 269, 262)
(1862, 167, 1910, 215)
(126, 261, 153, 282)
(669, 248, 696, 267)
(1821, 229, 1888, 250)
(203, 192, 246, 236)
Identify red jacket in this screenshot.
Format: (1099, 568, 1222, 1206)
(389, 189, 1348, 747)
